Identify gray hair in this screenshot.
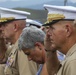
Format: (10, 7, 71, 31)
(18, 26, 45, 50)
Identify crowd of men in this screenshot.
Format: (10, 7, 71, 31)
(0, 4, 76, 75)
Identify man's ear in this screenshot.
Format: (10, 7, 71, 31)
(65, 24, 73, 37)
(13, 23, 18, 32)
(35, 42, 42, 50)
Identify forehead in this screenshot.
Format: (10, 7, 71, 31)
(2, 22, 14, 27)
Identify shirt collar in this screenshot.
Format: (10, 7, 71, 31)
(66, 43, 76, 58)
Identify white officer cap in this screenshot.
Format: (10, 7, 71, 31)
(26, 19, 42, 28)
(0, 7, 30, 24)
(43, 4, 76, 26)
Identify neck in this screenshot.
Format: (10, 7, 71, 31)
(42, 49, 46, 63)
(59, 37, 76, 55)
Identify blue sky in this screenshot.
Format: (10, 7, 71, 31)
(0, 0, 76, 3)
(0, 0, 76, 8)
(0, 0, 76, 4)
(0, 0, 56, 6)
(0, 0, 55, 8)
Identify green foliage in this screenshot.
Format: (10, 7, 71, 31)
(13, 7, 47, 24)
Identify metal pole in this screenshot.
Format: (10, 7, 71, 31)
(64, 0, 68, 6)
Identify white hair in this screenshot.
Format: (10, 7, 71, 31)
(18, 26, 45, 50)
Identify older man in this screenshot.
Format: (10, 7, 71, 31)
(0, 24, 7, 75)
(43, 4, 76, 75)
(18, 26, 48, 75)
(0, 7, 38, 75)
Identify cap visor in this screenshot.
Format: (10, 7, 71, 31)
(0, 18, 26, 25)
(42, 20, 60, 26)
(42, 19, 74, 26)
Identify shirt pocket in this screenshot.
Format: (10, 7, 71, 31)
(4, 65, 19, 75)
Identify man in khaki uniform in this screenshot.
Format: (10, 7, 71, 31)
(0, 19, 8, 75)
(0, 7, 38, 75)
(0, 38, 7, 75)
(43, 4, 76, 75)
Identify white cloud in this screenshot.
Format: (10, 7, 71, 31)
(69, 0, 76, 3)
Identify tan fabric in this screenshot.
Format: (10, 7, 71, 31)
(57, 44, 76, 75)
(0, 45, 13, 75)
(4, 41, 38, 75)
(5, 44, 14, 62)
(0, 64, 5, 75)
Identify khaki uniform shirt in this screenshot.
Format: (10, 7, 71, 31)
(4, 41, 38, 75)
(5, 44, 14, 62)
(0, 44, 13, 75)
(0, 64, 5, 75)
(56, 44, 76, 75)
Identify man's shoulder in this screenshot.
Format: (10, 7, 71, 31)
(61, 50, 76, 69)
(66, 51, 76, 63)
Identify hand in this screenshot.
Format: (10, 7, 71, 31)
(44, 33, 56, 52)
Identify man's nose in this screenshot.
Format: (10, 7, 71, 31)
(0, 27, 2, 31)
(47, 30, 52, 36)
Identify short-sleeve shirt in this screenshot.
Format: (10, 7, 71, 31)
(4, 40, 38, 75)
(56, 43, 76, 75)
